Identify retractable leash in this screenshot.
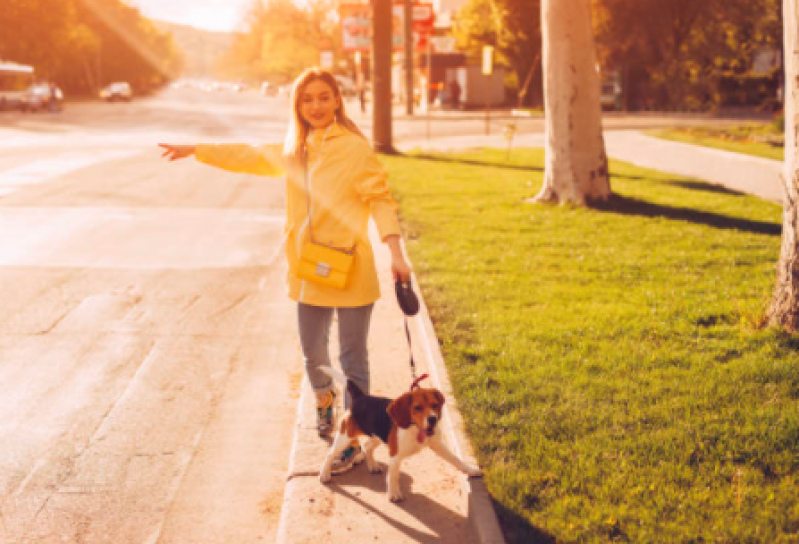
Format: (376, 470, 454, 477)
(396, 279, 427, 390)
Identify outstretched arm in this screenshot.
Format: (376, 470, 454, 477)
(159, 144, 195, 161)
(158, 143, 286, 177)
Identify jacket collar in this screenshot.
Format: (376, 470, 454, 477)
(307, 121, 345, 148)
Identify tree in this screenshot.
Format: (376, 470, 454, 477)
(0, 0, 181, 95)
(218, 0, 339, 84)
(533, 0, 610, 205)
(594, 0, 781, 111)
(768, 0, 799, 329)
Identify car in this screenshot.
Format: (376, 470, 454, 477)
(261, 81, 277, 96)
(99, 82, 133, 102)
(20, 83, 63, 112)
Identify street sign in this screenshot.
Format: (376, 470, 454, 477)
(340, 4, 372, 52)
(482, 45, 494, 76)
(339, 2, 435, 52)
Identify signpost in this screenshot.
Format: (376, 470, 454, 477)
(482, 45, 494, 135)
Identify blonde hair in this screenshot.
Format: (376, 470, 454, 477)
(283, 67, 366, 163)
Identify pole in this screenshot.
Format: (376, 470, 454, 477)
(426, 37, 432, 140)
(404, 0, 414, 115)
(372, 0, 394, 153)
(485, 78, 490, 136)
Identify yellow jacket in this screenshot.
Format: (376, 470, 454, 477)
(195, 122, 401, 307)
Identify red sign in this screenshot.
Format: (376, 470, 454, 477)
(340, 3, 435, 53)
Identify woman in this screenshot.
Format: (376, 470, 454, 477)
(159, 68, 412, 474)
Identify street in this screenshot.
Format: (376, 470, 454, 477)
(0, 88, 298, 543)
(0, 86, 772, 543)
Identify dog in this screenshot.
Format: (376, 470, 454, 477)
(318, 366, 482, 502)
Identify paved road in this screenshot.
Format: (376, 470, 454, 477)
(0, 88, 298, 543)
(0, 87, 777, 542)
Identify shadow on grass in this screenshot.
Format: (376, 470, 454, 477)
(594, 194, 781, 236)
(492, 501, 557, 544)
(407, 155, 751, 199)
(658, 179, 746, 197)
(407, 152, 545, 173)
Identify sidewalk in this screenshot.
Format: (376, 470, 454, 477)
(397, 129, 783, 204)
(275, 223, 505, 544)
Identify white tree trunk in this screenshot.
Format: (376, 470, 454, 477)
(534, 0, 610, 205)
(768, 0, 799, 329)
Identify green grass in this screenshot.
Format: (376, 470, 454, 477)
(382, 148, 799, 543)
(649, 124, 784, 161)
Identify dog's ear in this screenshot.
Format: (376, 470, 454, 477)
(387, 393, 413, 429)
(432, 390, 445, 407)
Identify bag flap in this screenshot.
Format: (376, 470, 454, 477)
(301, 242, 354, 272)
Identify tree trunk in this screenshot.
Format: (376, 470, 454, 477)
(533, 0, 610, 205)
(372, 0, 395, 153)
(768, 0, 799, 330)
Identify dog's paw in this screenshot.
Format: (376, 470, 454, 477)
(464, 465, 483, 478)
(319, 470, 332, 484)
(387, 488, 405, 502)
(367, 463, 384, 474)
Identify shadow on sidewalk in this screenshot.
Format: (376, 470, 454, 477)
(595, 194, 781, 236)
(326, 468, 468, 542)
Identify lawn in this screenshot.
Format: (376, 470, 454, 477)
(382, 148, 799, 543)
(648, 124, 784, 161)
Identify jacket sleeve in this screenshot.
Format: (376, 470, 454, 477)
(353, 145, 402, 241)
(194, 144, 286, 177)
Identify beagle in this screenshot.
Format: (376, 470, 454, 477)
(318, 366, 482, 502)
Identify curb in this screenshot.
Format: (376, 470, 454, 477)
(411, 275, 507, 544)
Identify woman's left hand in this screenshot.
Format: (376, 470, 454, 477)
(391, 255, 413, 283)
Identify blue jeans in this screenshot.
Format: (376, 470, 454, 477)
(297, 302, 374, 409)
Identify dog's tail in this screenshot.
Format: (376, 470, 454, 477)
(318, 366, 365, 401)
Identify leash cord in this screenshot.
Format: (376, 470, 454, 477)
(406, 316, 429, 390)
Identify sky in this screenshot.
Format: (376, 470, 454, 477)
(131, 0, 255, 33)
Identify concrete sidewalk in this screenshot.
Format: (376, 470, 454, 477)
(398, 129, 783, 204)
(275, 223, 505, 544)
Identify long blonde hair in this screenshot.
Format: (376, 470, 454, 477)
(283, 67, 366, 163)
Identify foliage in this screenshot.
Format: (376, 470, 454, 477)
(452, 0, 782, 111)
(0, 0, 182, 96)
(384, 147, 798, 542)
(452, 0, 542, 106)
(594, 0, 782, 110)
(217, 0, 342, 84)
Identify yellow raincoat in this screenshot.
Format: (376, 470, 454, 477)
(195, 122, 401, 307)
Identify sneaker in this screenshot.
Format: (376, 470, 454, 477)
(331, 444, 364, 475)
(316, 389, 336, 437)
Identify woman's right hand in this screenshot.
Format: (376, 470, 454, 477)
(158, 144, 196, 161)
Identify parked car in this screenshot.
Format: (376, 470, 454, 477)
(99, 82, 133, 102)
(20, 83, 63, 112)
(261, 81, 277, 96)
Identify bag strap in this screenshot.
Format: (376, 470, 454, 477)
(302, 125, 355, 254)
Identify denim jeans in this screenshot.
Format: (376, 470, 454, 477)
(297, 302, 374, 409)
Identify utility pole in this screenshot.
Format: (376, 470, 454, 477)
(404, 0, 414, 115)
(372, 0, 395, 153)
